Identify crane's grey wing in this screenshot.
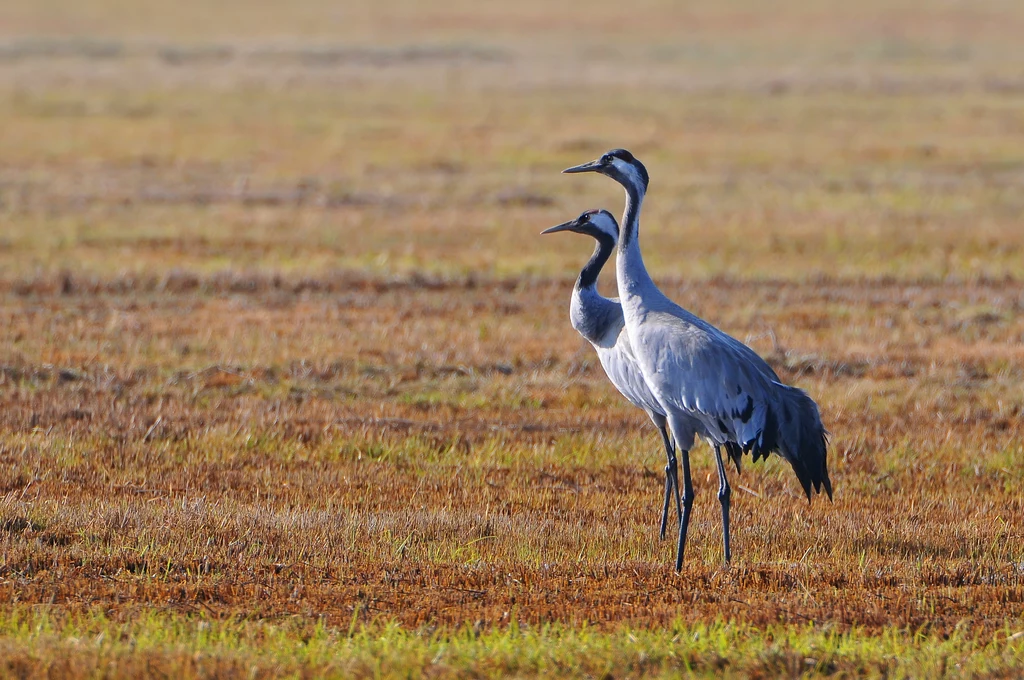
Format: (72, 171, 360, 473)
(635, 310, 831, 499)
(668, 304, 781, 383)
(639, 312, 774, 449)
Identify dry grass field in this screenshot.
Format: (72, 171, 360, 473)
(1, 0, 1024, 676)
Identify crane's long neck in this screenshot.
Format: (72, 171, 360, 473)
(570, 232, 619, 345)
(616, 182, 656, 298)
(576, 233, 615, 293)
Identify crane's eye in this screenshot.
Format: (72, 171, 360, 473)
(600, 155, 611, 164)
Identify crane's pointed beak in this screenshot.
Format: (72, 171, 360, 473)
(541, 219, 577, 235)
(562, 158, 604, 174)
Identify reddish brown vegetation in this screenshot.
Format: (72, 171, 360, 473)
(2, 274, 1022, 637)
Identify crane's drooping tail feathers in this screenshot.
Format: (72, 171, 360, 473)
(748, 383, 832, 501)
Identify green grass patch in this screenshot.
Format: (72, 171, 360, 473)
(0, 608, 1021, 678)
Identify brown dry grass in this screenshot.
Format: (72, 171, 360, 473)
(2, 273, 1023, 636)
(0, 0, 1023, 675)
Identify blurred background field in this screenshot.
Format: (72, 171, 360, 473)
(2, 0, 1024, 280)
(1, 0, 1023, 677)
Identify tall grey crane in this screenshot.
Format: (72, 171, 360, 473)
(563, 149, 832, 570)
(542, 208, 708, 541)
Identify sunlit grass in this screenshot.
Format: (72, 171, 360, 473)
(0, 609, 1021, 678)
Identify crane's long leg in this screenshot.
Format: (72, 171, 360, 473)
(657, 425, 681, 541)
(674, 448, 695, 572)
(714, 445, 732, 562)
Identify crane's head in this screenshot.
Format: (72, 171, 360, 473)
(541, 209, 619, 243)
(562, 148, 650, 194)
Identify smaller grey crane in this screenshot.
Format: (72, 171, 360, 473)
(542, 208, 706, 541)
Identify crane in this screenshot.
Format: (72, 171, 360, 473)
(563, 149, 832, 570)
(542, 208, 709, 542)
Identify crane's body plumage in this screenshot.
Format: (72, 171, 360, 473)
(570, 281, 666, 419)
(563, 149, 832, 570)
